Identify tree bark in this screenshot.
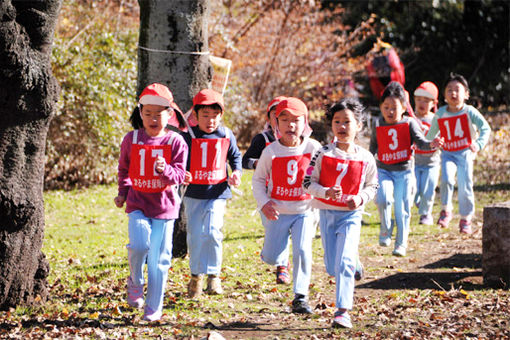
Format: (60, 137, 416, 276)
(0, 0, 61, 309)
(137, 0, 212, 258)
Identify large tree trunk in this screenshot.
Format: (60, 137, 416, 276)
(137, 0, 212, 257)
(0, 0, 61, 309)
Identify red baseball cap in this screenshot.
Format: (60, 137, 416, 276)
(275, 97, 308, 118)
(192, 89, 225, 111)
(266, 96, 287, 114)
(414, 81, 439, 100)
(139, 83, 182, 114)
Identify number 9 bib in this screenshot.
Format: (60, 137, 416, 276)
(271, 154, 311, 201)
(189, 138, 229, 185)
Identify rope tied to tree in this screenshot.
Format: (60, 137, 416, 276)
(138, 45, 210, 55)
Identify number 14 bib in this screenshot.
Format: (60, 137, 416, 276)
(316, 156, 366, 207)
(438, 113, 471, 151)
(271, 154, 311, 201)
(190, 138, 229, 185)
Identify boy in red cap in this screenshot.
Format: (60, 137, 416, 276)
(115, 83, 188, 321)
(242, 96, 292, 285)
(252, 97, 321, 314)
(413, 81, 441, 225)
(181, 89, 242, 298)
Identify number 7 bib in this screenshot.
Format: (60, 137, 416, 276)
(271, 154, 311, 201)
(190, 138, 229, 185)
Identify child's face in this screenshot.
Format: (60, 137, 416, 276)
(277, 111, 305, 146)
(331, 109, 361, 144)
(141, 104, 172, 137)
(414, 96, 435, 117)
(380, 96, 405, 124)
(196, 106, 223, 133)
(445, 80, 468, 110)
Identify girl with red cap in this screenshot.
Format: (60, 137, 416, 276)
(114, 83, 188, 321)
(252, 97, 321, 314)
(413, 81, 441, 225)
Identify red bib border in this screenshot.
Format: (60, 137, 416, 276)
(128, 143, 173, 193)
(437, 113, 472, 152)
(189, 138, 229, 185)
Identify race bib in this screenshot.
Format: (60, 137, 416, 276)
(271, 154, 311, 201)
(438, 113, 471, 151)
(189, 138, 229, 184)
(376, 122, 412, 164)
(316, 155, 365, 207)
(128, 144, 172, 193)
(415, 121, 435, 155)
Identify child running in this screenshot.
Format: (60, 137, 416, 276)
(413, 81, 441, 225)
(302, 98, 378, 328)
(242, 96, 292, 285)
(425, 73, 491, 233)
(369, 82, 443, 257)
(252, 97, 321, 314)
(115, 83, 188, 321)
(181, 89, 242, 298)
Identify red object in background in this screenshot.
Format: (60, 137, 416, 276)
(366, 47, 405, 100)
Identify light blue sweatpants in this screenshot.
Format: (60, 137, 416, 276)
(260, 211, 315, 296)
(414, 164, 440, 216)
(127, 210, 175, 313)
(319, 209, 362, 310)
(183, 197, 226, 275)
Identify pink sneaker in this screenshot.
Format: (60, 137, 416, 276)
(459, 219, 472, 234)
(127, 277, 144, 309)
(437, 210, 452, 228)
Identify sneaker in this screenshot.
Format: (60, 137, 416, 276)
(143, 306, 162, 322)
(392, 246, 406, 257)
(379, 238, 391, 247)
(333, 310, 352, 328)
(188, 274, 203, 298)
(292, 295, 313, 314)
(354, 258, 364, 281)
(276, 265, 291, 284)
(206, 275, 224, 295)
(437, 210, 452, 228)
(126, 277, 144, 309)
(419, 214, 433, 225)
(459, 219, 472, 234)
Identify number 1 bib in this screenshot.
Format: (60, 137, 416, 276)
(128, 131, 174, 193)
(271, 154, 311, 201)
(376, 122, 411, 164)
(189, 138, 229, 184)
(438, 113, 471, 151)
(316, 155, 365, 207)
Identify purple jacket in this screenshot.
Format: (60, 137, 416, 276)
(118, 129, 188, 219)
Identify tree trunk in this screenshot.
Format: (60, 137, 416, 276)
(0, 0, 61, 309)
(137, 0, 212, 258)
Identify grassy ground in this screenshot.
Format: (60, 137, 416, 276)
(1, 115, 509, 339)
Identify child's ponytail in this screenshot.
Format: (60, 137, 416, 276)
(129, 105, 144, 129)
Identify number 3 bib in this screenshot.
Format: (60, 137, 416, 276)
(376, 122, 412, 164)
(128, 130, 174, 193)
(271, 154, 311, 201)
(316, 155, 365, 207)
(437, 113, 471, 151)
(189, 138, 229, 185)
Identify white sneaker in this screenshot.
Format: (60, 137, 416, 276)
(392, 246, 406, 257)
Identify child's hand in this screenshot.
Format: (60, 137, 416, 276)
(261, 200, 279, 220)
(469, 143, 480, 153)
(114, 195, 125, 208)
(183, 171, 192, 185)
(325, 186, 342, 200)
(430, 137, 444, 149)
(155, 156, 166, 174)
(228, 170, 242, 187)
(345, 195, 363, 210)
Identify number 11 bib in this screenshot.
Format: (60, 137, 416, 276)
(189, 138, 229, 185)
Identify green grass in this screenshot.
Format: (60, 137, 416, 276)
(2, 168, 508, 338)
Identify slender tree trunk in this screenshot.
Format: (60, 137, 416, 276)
(0, 0, 61, 309)
(137, 0, 211, 257)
